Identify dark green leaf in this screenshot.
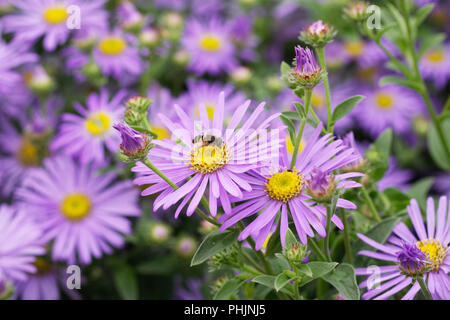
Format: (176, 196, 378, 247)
(274, 273, 295, 292)
(414, 4, 435, 26)
(190, 229, 239, 266)
(378, 76, 422, 91)
(383, 188, 411, 213)
(113, 265, 139, 300)
(408, 178, 434, 211)
(214, 278, 246, 300)
(332, 95, 365, 123)
(427, 118, 450, 171)
(321, 263, 360, 300)
(299, 262, 338, 287)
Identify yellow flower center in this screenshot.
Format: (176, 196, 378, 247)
(375, 93, 394, 109)
(427, 50, 444, 63)
(99, 37, 127, 55)
(345, 41, 364, 57)
(190, 142, 228, 174)
(311, 93, 325, 109)
(17, 139, 40, 167)
(61, 193, 92, 221)
(85, 112, 111, 136)
(286, 138, 304, 155)
(43, 5, 68, 25)
(151, 126, 170, 140)
(195, 104, 216, 120)
(265, 169, 305, 202)
(33, 257, 52, 275)
(416, 238, 447, 272)
(199, 34, 222, 52)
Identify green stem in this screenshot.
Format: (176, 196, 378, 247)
(308, 238, 327, 261)
(417, 276, 432, 300)
(340, 210, 353, 264)
(324, 196, 338, 262)
(361, 185, 381, 223)
(316, 47, 333, 133)
(142, 159, 219, 226)
(291, 88, 312, 169)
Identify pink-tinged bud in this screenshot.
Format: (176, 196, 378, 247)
(300, 20, 337, 48)
(306, 168, 336, 202)
(344, 1, 370, 21)
(113, 123, 151, 161)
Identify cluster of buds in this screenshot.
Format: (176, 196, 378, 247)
(113, 123, 152, 162)
(288, 46, 325, 89)
(209, 247, 239, 271)
(160, 12, 184, 42)
(344, 1, 370, 21)
(123, 96, 152, 126)
(306, 168, 336, 203)
(299, 20, 337, 48)
(283, 241, 309, 267)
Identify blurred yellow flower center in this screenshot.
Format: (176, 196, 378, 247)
(43, 6, 68, 24)
(17, 139, 40, 167)
(286, 137, 304, 155)
(85, 112, 111, 136)
(151, 126, 170, 140)
(311, 93, 325, 109)
(99, 37, 126, 55)
(375, 93, 394, 109)
(196, 104, 216, 120)
(427, 50, 444, 63)
(416, 238, 447, 271)
(199, 34, 222, 51)
(190, 143, 228, 174)
(61, 193, 91, 221)
(33, 257, 52, 274)
(345, 41, 364, 57)
(265, 169, 305, 202)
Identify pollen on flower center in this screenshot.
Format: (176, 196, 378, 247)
(345, 41, 364, 57)
(85, 112, 111, 136)
(416, 238, 447, 271)
(427, 50, 444, 63)
(199, 34, 222, 51)
(265, 169, 305, 202)
(311, 93, 325, 109)
(61, 193, 92, 221)
(151, 126, 170, 140)
(43, 6, 68, 25)
(190, 136, 228, 174)
(99, 37, 127, 55)
(375, 93, 394, 109)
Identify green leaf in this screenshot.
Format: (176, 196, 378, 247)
(274, 273, 295, 292)
(136, 256, 175, 275)
(332, 95, 365, 123)
(427, 118, 450, 171)
(113, 265, 139, 300)
(366, 129, 393, 181)
(214, 278, 246, 300)
(419, 33, 446, 58)
(285, 228, 297, 247)
(378, 76, 422, 91)
(321, 263, 360, 300)
(281, 111, 301, 121)
(383, 188, 411, 213)
(298, 262, 338, 287)
(297, 264, 313, 277)
(414, 4, 435, 27)
(354, 216, 401, 266)
(374, 24, 396, 42)
(280, 115, 296, 145)
(374, 128, 393, 158)
(252, 275, 295, 296)
(190, 229, 239, 266)
(408, 178, 434, 211)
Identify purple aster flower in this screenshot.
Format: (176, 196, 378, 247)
(355, 84, 424, 137)
(3, 0, 107, 51)
(378, 157, 413, 192)
(219, 123, 365, 250)
(340, 39, 395, 67)
(93, 29, 143, 79)
(356, 197, 450, 300)
(117, 1, 145, 31)
(0, 205, 45, 282)
(132, 92, 282, 218)
(16, 156, 140, 264)
(419, 44, 450, 88)
(52, 88, 128, 164)
(182, 17, 237, 75)
(229, 15, 258, 62)
(176, 79, 246, 120)
(291, 46, 322, 84)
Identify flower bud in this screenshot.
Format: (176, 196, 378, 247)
(306, 168, 336, 202)
(139, 28, 160, 47)
(283, 241, 309, 266)
(230, 66, 251, 85)
(113, 123, 152, 161)
(199, 220, 217, 235)
(118, 1, 145, 32)
(173, 49, 190, 67)
(396, 243, 429, 276)
(344, 1, 370, 21)
(288, 46, 324, 89)
(23, 66, 54, 95)
(123, 96, 152, 126)
(148, 222, 172, 244)
(299, 20, 337, 48)
(413, 115, 430, 137)
(175, 236, 197, 258)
